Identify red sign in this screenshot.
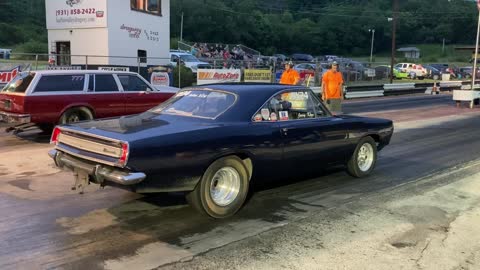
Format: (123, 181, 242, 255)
(0, 67, 19, 84)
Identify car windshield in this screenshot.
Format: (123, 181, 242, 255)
(1, 72, 35, 93)
(180, 54, 200, 62)
(150, 90, 236, 119)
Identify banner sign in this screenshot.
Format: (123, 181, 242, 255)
(46, 0, 107, 30)
(150, 72, 170, 87)
(0, 66, 20, 85)
(98, 67, 130, 72)
(197, 69, 241, 85)
(244, 69, 272, 83)
(46, 66, 82, 70)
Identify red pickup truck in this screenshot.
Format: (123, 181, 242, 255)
(0, 70, 177, 130)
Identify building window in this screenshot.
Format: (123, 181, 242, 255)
(138, 50, 147, 63)
(131, 0, 161, 16)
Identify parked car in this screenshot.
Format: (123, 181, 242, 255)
(170, 51, 211, 73)
(458, 67, 480, 79)
(0, 70, 176, 130)
(423, 65, 441, 79)
(293, 63, 317, 72)
(394, 63, 427, 79)
(49, 84, 394, 218)
(394, 67, 409, 79)
(427, 63, 449, 74)
(291, 53, 315, 62)
(273, 54, 287, 63)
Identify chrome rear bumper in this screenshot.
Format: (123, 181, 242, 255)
(49, 149, 145, 185)
(0, 111, 31, 124)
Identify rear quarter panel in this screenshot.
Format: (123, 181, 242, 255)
(125, 122, 283, 191)
(339, 116, 394, 156)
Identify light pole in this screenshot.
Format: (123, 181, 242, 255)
(368, 29, 375, 63)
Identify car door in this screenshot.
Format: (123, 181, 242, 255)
(118, 74, 171, 115)
(271, 89, 350, 168)
(88, 73, 125, 118)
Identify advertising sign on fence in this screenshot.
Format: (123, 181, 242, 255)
(46, 66, 82, 70)
(150, 72, 170, 87)
(0, 66, 20, 86)
(197, 69, 241, 85)
(46, 0, 107, 30)
(98, 67, 130, 72)
(244, 69, 272, 83)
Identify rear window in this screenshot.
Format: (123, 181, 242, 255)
(35, 75, 85, 92)
(1, 72, 34, 93)
(151, 90, 236, 119)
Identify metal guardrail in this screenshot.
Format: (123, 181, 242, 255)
(383, 83, 415, 90)
(346, 90, 384, 99)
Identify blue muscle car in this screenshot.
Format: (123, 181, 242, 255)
(49, 84, 393, 218)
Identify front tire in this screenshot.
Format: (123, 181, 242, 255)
(347, 137, 377, 178)
(186, 156, 249, 218)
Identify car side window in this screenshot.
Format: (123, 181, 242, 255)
(34, 75, 85, 92)
(95, 74, 119, 92)
(118, 75, 152, 92)
(253, 90, 317, 122)
(309, 92, 328, 118)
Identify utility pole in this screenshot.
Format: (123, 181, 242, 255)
(180, 12, 184, 42)
(390, 0, 398, 84)
(442, 38, 445, 55)
(369, 29, 375, 63)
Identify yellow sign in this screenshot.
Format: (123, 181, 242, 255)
(244, 69, 272, 83)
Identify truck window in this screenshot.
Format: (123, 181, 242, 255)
(95, 74, 119, 92)
(35, 75, 85, 92)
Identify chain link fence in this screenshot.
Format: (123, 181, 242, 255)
(0, 53, 472, 88)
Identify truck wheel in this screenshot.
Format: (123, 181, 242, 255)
(59, 107, 93, 124)
(186, 156, 249, 218)
(346, 136, 377, 178)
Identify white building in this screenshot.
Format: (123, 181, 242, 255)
(45, 0, 170, 68)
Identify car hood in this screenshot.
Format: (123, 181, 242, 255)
(63, 112, 219, 142)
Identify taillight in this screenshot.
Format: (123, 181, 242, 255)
(50, 127, 61, 145)
(118, 142, 129, 167)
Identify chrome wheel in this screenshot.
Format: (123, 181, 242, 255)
(67, 114, 81, 123)
(210, 167, 241, 206)
(357, 143, 374, 172)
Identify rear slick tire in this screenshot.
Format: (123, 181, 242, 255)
(347, 137, 377, 178)
(186, 156, 249, 219)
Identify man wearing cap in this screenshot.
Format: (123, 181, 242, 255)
(322, 61, 344, 113)
(280, 61, 300, 85)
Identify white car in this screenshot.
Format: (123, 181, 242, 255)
(170, 51, 210, 73)
(394, 63, 427, 79)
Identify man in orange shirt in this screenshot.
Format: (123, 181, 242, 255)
(280, 61, 300, 85)
(322, 61, 344, 113)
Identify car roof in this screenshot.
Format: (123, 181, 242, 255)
(187, 83, 303, 95)
(184, 83, 310, 121)
(28, 70, 139, 75)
